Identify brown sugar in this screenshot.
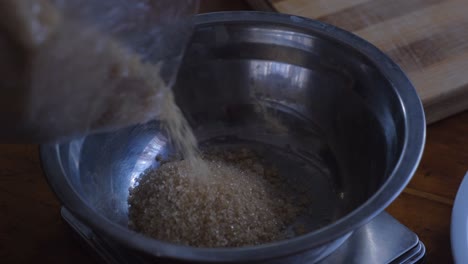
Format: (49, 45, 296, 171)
(128, 148, 305, 248)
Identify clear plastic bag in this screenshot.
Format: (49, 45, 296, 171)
(0, 0, 198, 142)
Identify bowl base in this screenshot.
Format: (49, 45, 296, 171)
(61, 207, 425, 264)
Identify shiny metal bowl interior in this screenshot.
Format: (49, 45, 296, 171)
(41, 12, 425, 263)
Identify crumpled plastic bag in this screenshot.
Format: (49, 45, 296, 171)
(0, 0, 198, 142)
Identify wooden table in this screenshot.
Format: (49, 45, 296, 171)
(385, 111, 468, 264)
(1, 2, 467, 264)
(2, 110, 467, 263)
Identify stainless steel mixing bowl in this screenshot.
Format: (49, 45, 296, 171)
(40, 12, 425, 263)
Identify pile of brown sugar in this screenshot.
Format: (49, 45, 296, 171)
(128, 147, 306, 248)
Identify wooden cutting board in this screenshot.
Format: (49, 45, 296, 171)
(247, 0, 468, 124)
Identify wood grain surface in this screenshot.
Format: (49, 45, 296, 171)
(1, 1, 466, 264)
(248, 0, 468, 124)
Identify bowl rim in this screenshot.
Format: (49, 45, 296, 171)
(40, 11, 426, 262)
(451, 171, 468, 264)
